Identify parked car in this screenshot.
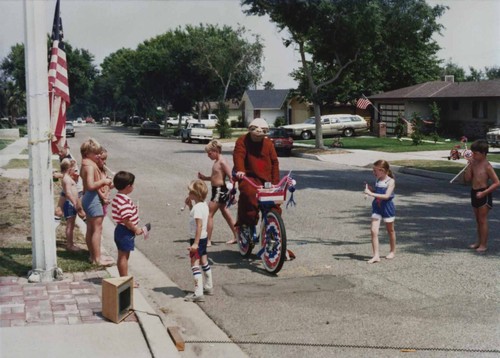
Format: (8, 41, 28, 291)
(139, 121, 161, 136)
(268, 127, 293, 157)
(180, 122, 213, 143)
(15, 117, 27, 126)
(65, 121, 75, 137)
(283, 114, 368, 140)
(486, 127, 500, 147)
(85, 116, 95, 124)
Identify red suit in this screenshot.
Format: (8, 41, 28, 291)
(233, 133, 280, 226)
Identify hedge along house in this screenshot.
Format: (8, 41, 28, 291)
(240, 89, 310, 127)
(369, 78, 500, 138)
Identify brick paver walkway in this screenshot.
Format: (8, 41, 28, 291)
(0, 270, 136, 327)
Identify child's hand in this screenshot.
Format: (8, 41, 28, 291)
(364, 184, 372, 196)
(476, 191, 485, 199)
(197, 172, 204, 180)
(188, 243, 198, 252)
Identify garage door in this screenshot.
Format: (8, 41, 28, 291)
(379, 104, 405, 135)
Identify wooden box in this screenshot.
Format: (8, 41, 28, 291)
(102, 276, 134, 323)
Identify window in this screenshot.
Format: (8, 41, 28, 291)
(472, 101, 488, 119)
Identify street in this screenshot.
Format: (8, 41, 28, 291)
(69, 125, 499, 357)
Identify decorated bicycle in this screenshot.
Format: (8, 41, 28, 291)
(228, 172, 296, 274)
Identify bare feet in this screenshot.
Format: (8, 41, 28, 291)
(367, 257, 380, 264)
(476, 246, 487, 253)
(226, 239, 237, 244)
(468, 243, 480, 249)
(133, 281, 140, 288)
(207, 241, 212, 247)
(386, 252, 395, 259)
(66, 245, 81, 252)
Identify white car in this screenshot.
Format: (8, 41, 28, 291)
(283, 114, 369, 140)
(486, 127, 500, 147)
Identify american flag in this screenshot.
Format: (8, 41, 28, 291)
(356, 97, 372, 110)
(48, 0, 70, 154)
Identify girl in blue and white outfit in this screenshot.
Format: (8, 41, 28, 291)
(364, 160, 396, 264)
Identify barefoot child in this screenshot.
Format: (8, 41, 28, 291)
(198, 140, 238, 245)
(364, 160, 396, 264)
(111, 171, 150, 283)
(464, 140, 499, 253)
(80, 138, 113, 266)
(184, 179, 212, 302)
(60, 158, 85, 251)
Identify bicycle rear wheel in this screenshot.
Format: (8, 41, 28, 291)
(260, 210, 287, 274)
(237, 225, 254, 257)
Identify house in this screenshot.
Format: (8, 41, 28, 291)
(369, 78, 500, 138)
(240, 89, 310, 127)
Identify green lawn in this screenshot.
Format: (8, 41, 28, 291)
(299, 136, 459, 152)
(0, 139, 14, 151)
(298, 136, 500, 160)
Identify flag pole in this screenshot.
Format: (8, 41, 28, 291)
(24, 0, 60, 282)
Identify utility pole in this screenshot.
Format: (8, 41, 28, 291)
(24, 0, 60, 282)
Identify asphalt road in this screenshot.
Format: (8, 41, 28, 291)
(69, 125, 499, 357)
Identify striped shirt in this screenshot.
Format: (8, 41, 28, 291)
(111, 193, 139, 226)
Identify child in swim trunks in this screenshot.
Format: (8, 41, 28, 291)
(198, 140, 238, 246)
(464, 140, 499, 253)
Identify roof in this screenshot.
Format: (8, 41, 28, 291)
(369, 80, 500, 100)
(244, 89, 290, 109)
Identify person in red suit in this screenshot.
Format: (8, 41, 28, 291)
(233, 118, 280, 228)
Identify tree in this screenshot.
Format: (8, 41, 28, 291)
(263, 81, 274, 90)
(0, 41, 97, 119)
(466, 67, 483, 82)
(243, 0, 446, 148)
(485, 66, 500, 80)
(440, 61, 466, 82)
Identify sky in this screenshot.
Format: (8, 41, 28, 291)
(0, 0, 499, 89)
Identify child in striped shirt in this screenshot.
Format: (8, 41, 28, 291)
(111, 171, 150, 281)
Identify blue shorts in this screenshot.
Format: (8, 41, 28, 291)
(114, 224, 135, 252)
(82, 190, 104, 218)
(189, 237, 208, 260)
(372, 199, 395, 223)
(63, 200, 77, 218)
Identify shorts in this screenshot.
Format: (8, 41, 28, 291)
(82, 190, 104, 218)
(211, 186, 229, 204)
(471, 188, 493, 209)
(63, 200, 77, 218)
(189, 237, 208, 260)
(371, 199, 395, 223)
(114, 224, 135, 252)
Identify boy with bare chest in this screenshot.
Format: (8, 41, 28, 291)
(198, 140, 238, 246)
(464, 140, 500, 252)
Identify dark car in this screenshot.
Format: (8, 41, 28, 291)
(268, 127, 293, 156)
(139, 121, 161, 136)
(65, 121, 75, 137)
(15, 117, 27, 126)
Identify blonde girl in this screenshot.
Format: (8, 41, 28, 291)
(364, 160, 396, 264)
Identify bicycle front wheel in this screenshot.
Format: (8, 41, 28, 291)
(260, 210, 287, 274)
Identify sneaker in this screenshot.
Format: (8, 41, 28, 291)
(203, 288, 214, 296)
(142, 223, 151, 240)
(184, 293, 204, 302)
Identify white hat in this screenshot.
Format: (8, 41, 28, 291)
(248, 118, 269, 129)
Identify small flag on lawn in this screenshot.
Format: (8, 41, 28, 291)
(48, 0, 70, 154)
(356, 97, 372, 110)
